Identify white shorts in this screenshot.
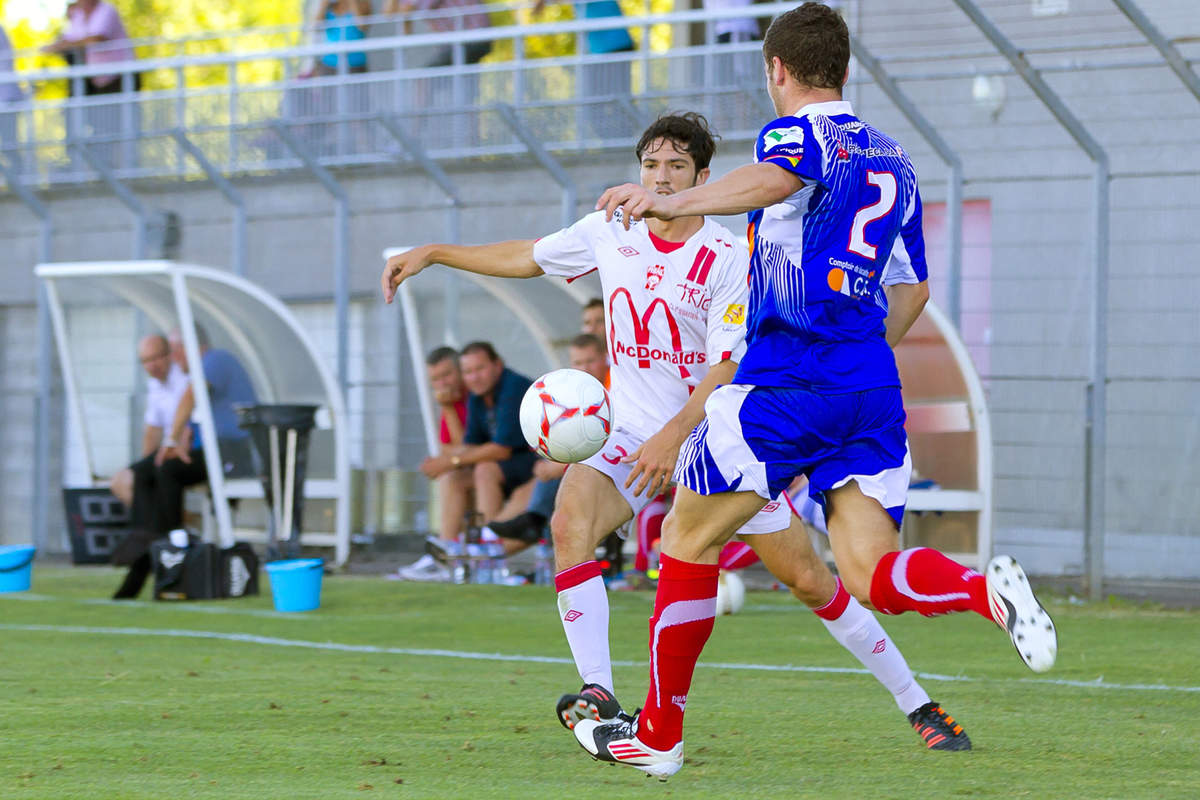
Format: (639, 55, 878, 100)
(580, 426, 792, 536)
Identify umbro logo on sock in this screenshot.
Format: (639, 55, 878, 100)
(872, 639, 887, 654)
(563, 610, 583, 622)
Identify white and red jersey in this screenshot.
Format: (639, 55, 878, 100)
(533, 210, 749, 441)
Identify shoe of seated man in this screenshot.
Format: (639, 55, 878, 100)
(388, 553, 451, 582)
(425, 536, 465, 565)
(573, 716, 683, 780)
(907, 701, 971, 751)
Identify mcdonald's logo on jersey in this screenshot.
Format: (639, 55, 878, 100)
(608, 288, 698, 380)
(722, 303, 746, 325)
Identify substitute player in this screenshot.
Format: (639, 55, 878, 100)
(382, 111, 970, 753)
(576, 4, 1056, 778)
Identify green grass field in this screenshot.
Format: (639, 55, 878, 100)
(2, 566, 1198, 799)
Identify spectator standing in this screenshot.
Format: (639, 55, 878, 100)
(387, 0, 493, 66)
(44, 0, 139, 167)
(313, 0, 373, 76)
(535, 0, 633, 138)
(44, 0, 137, 95)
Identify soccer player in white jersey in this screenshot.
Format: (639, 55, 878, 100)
(382, 111, 971, 756)
(579, 4, 1056, 779)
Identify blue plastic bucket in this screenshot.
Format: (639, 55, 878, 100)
(0, 545, 36, 593)
(265, 558, 324, 612)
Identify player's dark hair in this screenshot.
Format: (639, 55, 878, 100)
(635, 112, 718, 171)
(425, 346, 459, 367)
(584, 297, 603, 311)
(763, 2, 850, 91)
(460, 341, 501, 362)
(569, 333, 605, 353)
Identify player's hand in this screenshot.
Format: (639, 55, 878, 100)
(381, 246, 436, 304)
(595, 183, 672, 229)
(622, 429, 680, 499)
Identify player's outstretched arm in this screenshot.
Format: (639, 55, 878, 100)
(596, 163, 804, 229)
(884, 281, 930, 347)
(381, 240, 544, 303)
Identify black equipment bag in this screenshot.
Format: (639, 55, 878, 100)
(151, 539, 217, 600)
(220, 542, 260, 598)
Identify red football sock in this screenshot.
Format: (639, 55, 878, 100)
(636, 554, 718, 751)
(717, 541, 760, 571)
(869, 547, 993, 620)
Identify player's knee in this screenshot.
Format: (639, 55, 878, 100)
(783, 562, 834, 607)
(549, 506, 590, 565)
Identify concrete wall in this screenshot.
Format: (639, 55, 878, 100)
(2, 0, 1198, 577)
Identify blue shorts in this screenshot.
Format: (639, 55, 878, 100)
(676, 384, 912, 527)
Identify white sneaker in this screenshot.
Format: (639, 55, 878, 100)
(986, 555, 1057, 673)
(573, 718, 683, 780)
(388, 554, 451, 583)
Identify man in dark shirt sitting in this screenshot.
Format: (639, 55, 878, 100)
(402, 341, 537, 581)
(425, 341, 537, 522)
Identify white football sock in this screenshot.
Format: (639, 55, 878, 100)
(819, 596, 931, 715)
(557, 573, 613, 691)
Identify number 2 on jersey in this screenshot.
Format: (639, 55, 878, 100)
(847, 171, 897, 259)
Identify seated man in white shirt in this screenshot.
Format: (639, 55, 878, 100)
(110, 333, 188, 598)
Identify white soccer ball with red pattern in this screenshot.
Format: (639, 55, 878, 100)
(519, 368, 612, 463)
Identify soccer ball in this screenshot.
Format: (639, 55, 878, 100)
(715, 570, 746, 616)
(519, 368, 612, 463)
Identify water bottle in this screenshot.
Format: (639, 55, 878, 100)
(451, 533, 468, 584)
(534, 539, 554, 586)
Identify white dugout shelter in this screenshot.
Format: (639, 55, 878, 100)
(389, 249, 993, 567)
(36, 261, 352, 566)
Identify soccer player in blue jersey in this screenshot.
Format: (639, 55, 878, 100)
(573, 3, 1057, 778)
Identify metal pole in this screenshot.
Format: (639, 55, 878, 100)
(495, 103, 578, 230)
(951, 0, 1112, 601)
(850, 39, 965, 328)
(269, 121, 351, 393)
(0, 156, 54, 551)
(1111, 0, 1200, 102)
(70, 142, 149, 260)
(170, 129, 248, 276)
(375, 116, 466, 342)
(376, 115, 463, 244)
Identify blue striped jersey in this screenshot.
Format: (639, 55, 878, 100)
(736, 100, 928, 393)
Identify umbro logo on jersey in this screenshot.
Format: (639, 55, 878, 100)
(618, 246, 639, 257)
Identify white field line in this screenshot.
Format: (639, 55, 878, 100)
(2, 623, 1198, 694)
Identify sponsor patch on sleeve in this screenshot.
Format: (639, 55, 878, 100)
(762, 125, 806, 155)
(722, 303, 746, 325)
